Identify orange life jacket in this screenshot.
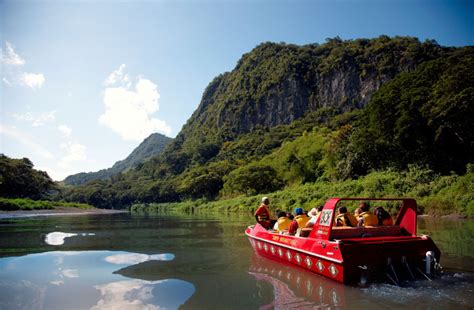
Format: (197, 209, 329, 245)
(381, 217, 394, 226)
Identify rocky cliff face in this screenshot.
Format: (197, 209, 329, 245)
(175, 36, 445, 150)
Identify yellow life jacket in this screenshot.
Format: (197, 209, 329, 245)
(277, 216, 292, 232)
(336, 213, 358, 227)
(295, 214, 310, 228)
(359, 212, 378, 226)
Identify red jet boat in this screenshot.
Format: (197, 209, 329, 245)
(245, 198, 441, 285)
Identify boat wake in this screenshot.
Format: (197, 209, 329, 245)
(361, 271, 474, 308)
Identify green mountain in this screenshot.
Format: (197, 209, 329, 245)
(59, 36, 473, 209)
(63, 133, 172, 185)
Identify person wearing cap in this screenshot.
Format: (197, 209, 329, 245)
(255, 197, 273, 229)
(288, 207, 310, 235)
(305, 205, 324, 228)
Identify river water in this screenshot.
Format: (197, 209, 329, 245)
(0, 213, 472, 309)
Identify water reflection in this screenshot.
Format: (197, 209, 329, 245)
(44, 232, 78, 245)
(104, 253, 175, 265)
(249, 254, 346, 309)
(0, 251, 194, 310)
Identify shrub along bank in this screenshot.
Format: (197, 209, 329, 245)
(131, 166, 473, 217)
(0, 198, 93, 211)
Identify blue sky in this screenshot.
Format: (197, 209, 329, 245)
(1, 0, 473, 180)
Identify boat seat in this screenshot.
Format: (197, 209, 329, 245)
(331, 225, 402, 239)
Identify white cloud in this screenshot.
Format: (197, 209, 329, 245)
(99, 65, 171, 141)
(92, 279, 195, 310)
(57, 124, 72, 137)
(3, 77, 12, 85)
(1, 41, 25, 66)
(0, 124, 55, 160)
(62, 269, 79, 279)
(12, 110, 56, 127)
(1, 41, 45, 89)
(58, 142, 87, 169)
(104, 253, 174, 266)
(50, 280, 64, 286)
(104, 63, 130, 87)
(20, 72, 45, 89)
(44, 232, 78, 245)
(92, 280, 163, 310)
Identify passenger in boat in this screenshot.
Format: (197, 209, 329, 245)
(335, 206, 358, 227)
(273, 211, 292, 232)
(374, 206, 394, 226)
(288, 208, 310, 235)
(255, 197, 273, 229)
(356, 202, 378, 227)
(305, 205, 324, 228)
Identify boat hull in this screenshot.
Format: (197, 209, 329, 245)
(246, 225, 440, 284)
(246, 226, 345, 283)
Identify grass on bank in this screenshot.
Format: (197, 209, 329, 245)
(0, 197, 94, 211)
(131, 167, 473, 217)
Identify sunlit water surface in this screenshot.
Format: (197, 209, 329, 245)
(0, 213, 472, 309)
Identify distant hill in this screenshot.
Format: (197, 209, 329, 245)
(63, 133, 172, 185)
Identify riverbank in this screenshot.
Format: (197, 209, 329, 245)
(0, 207, 128, 219)
(130, 168, 473, 217)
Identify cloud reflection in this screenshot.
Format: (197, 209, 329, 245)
(92, 279, 194, 310)
(44, 232, 77, 245)
(104, 253, 175, 266)
(62, 269, 79, 278)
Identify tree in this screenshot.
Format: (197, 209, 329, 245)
(0, 154, 55, 199)
(223, 164, 284, 196)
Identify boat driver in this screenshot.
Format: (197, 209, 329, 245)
(255, 197, 273, 229)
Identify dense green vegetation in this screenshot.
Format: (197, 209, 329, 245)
(0, 154, 94, 211)
(337, 47, 474, 178)
(45, 37, 474, 215)
(132, 166, 474, 217)
(0, 197, 92, 211)
(0, 154, 55, 199)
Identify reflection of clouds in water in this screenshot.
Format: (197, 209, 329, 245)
(49, 280, 64, 286)
(92, 280, 161, 310)
(45, 232, 77, 245)
(62, 269, 79, 278)
(0, 280, 46, 310)
(104, 253, 175, 266)
(44, 232, 95, 246)
(0, 251, 191, 309)
(92, 279, 194, 310)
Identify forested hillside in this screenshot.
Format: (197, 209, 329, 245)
(0, 154, 55, 199)
(59, 36, 473, 212)
(63, 133, 172, 185)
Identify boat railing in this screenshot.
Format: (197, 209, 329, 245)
(307, 198, 418, 240)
